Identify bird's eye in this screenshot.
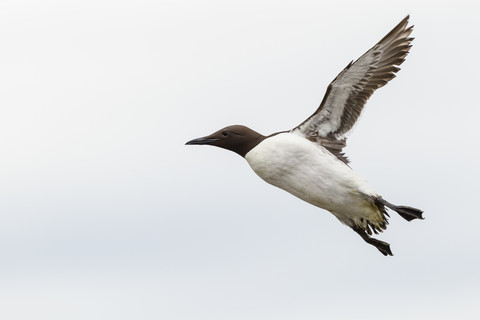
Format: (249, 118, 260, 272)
(222, 131, 228, 136)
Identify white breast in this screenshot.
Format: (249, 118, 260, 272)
(244, 132, 376, 218)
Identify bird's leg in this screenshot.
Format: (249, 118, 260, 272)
(352, 226, 393, 256)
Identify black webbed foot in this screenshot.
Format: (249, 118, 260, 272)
(352, 226, 393, 256)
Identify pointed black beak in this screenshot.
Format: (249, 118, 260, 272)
(185, 137, 220, 145)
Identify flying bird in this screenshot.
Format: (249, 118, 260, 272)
(186, 16, 423, 256)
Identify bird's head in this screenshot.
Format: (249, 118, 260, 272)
(186, 125, 266, 157)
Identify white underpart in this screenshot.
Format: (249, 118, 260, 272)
(245, 132, 379, 227)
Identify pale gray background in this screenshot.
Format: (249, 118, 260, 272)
(1, 0, 479, 319)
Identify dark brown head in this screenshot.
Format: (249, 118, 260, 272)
(185, 125, 266, 157)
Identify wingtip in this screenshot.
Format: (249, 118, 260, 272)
(401, 15, 411, 28)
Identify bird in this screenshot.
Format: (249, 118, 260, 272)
(186, 16, 423, 256)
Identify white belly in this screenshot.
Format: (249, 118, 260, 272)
(245, 132, 377, 221)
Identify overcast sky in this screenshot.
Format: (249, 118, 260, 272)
(1, 0, 479, 319)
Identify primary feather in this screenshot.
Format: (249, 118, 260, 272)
(293, 15, 413, 162)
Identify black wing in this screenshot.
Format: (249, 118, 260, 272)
(293, 16, 413, 163)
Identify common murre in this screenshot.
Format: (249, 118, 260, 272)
(186, 16, 423, 256)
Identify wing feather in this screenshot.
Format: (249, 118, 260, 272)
(294, 15, 414, 148)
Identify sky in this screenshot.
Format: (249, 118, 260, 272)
(0, 0, 479, 319)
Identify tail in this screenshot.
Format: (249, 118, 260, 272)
(376, 198, 424, 221)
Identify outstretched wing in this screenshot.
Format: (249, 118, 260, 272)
(293, 16, 413, 162)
